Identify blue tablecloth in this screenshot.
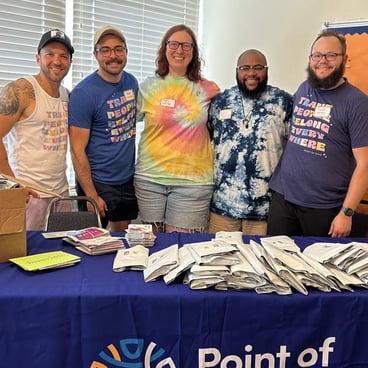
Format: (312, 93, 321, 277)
(0, 232, 368, 368)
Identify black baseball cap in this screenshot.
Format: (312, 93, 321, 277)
(37, 29, 74, 56)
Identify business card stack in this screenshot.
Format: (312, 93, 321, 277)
(125, 224, 156, 247)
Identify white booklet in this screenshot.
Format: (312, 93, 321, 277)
(143, 244, 179, 282)
(214, 231, 244, 245)
(113, 245, 149, 272)
(163, 245, 196, 284)
(187, 239, 238, 264)
(183, 271, 224, 289)
(230, 252, 266, 287)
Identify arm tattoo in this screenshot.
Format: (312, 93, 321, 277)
(0, 81, 35, 116)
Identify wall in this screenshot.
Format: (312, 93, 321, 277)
(199, 0, 368, 94)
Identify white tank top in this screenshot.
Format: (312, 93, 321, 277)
(7, 76, 69, 197)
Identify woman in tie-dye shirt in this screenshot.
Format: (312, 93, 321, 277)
(135, 24, 220, 233)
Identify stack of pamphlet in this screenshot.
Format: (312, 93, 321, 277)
(125, 224, 156, 247)
(63, 227, 124, 255)
(113, 243, 179, 280)
(110, 231, 368, 294)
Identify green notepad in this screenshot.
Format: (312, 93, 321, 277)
(9, 251, 80, 271)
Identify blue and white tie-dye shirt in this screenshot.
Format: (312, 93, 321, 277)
(208, 85, 293, 220)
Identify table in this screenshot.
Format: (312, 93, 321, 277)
(1, 232, 368, 368)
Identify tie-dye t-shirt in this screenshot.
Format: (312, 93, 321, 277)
(208, 85, 293, 220)
(136, 75, 220, 185)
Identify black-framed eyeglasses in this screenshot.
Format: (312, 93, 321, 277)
(95, 45, 126, 57)
(236, 65, 267, 72)
(309, 52, 343, 62)
(166, 41, 193, 51)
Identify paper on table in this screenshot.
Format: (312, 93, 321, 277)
(262, 241, 332, 294)
(113, 245, 149, 272)
(303, 242, 355, 263)
(190, 264, 230, 277)
(9, 251, 80, 271)
(324, 263, 365, 291)
(143, 243, 179, 282)
(298, 252, 340, 291)
(260, 235, 300, 253)
(255, 267, 292, 295)
(237, 243, 266, 276)
(331, 245, 364, 269)
(186, 240, 238, 264)
(163, 245, 196, 284)
(249, 240, 279, 271)
(197, 253, 240, 266)
(183, 272, 224, 289)
(229, 253, 267, 288)
(214, 231, 244, 245)
(346, 252, 368, 275)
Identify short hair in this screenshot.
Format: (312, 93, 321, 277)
(237, 49, 267, 66)
(311, 29, 347, 54)
(155, 24, 202, 82)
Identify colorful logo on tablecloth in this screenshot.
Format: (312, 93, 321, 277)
(90, 338, 176, 367)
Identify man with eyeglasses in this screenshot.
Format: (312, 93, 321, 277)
(268, 30, 368, 237)
(68, 26, 138, 232)
(207, 49, 293, 235)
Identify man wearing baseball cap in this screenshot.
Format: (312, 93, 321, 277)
(38, 29, 74, 56)
(93, 25, 126, 48)
(0, 29, 74, 229)
(69, 26, 139, 232)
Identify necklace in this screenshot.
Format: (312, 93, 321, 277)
(241, 97, 254, 129)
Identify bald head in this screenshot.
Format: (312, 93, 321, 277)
(237, 49, 267, 66)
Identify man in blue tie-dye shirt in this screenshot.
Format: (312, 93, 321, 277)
(207, 49, 293, 235)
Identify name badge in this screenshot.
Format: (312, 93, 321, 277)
(160, 98, 176, 108)
(219, 109, 232, 120)
(314, 106, 331, 119)
(124, 89, 135, 101)
(62, 101, 68, 112)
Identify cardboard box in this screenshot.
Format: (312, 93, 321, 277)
(0, 187, 27, 262)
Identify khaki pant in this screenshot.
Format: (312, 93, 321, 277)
(207, 212, 267, 236)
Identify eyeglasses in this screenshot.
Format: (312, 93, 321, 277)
(309, 52, 343, 62)
(236, 65, 267, 72)
(166, 41, 193, 51)
(95, 45, 126, 57)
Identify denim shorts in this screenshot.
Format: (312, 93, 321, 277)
(134, 176, 214, 231)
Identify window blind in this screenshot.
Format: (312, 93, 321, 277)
(0, 0, 66, 88)
(0, 0, 199, 89)
(0, 0, 199, 191)
(72, 0, 199, 86)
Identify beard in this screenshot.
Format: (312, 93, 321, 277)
(307, 62, 345, 89)
(236, 73, 268, 99)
